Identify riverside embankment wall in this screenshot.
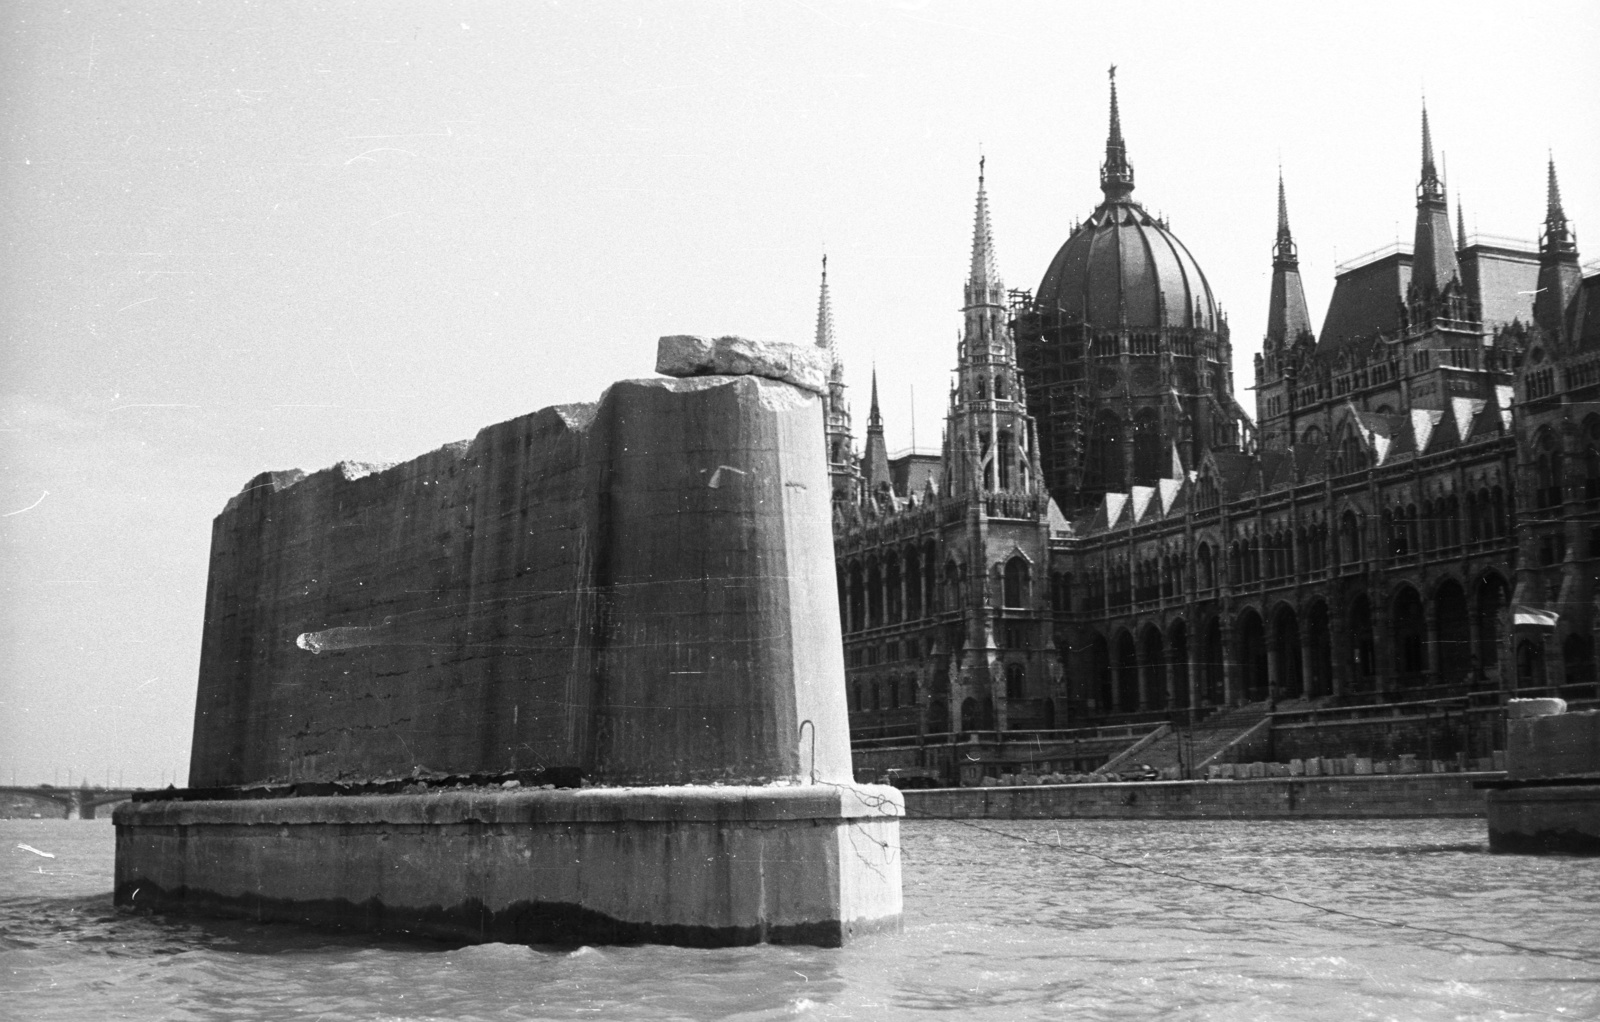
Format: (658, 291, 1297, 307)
(904, 773, 1497, 819)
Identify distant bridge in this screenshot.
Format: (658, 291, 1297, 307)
(1, 786, 145, 820)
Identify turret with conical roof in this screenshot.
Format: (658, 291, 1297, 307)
(1535, 156, 1583, 339)
(1411, 104, 1461, 297)
(1255, 173, 1317, 442)
(1267, 172, 1314, 347)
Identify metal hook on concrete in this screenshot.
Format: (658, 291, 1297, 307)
(798, 719, 816, 784)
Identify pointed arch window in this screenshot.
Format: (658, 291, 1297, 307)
(1087, 411, 1125, 493)
(1132, 409, 1163, 483)
(1003, 555, 1030, 609)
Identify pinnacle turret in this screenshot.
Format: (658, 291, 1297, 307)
(1457, 197, 1467, 248)
(1265, 173, 1313, 350)
(1535, 155, 1582, 337)
(1411, 102, 1459, 295)
(1099, 65, 1135, 202)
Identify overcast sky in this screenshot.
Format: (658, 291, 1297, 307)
(3, 1, 1597, 787)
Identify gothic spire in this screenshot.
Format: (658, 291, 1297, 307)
(1266, 172, 1313, 348)
(1547, 154, 1569, 228)
(1411, 101, 1459, 294)
(970, 156, 1000, 289)
(1420, 103, 1439, 189)
(814, 254, 838, 369)
(1457, 197, 1467, 248)
(868, 366, 883, 432)
(1535, 154, 1582, 337)
(1099, 65, 1135, 202)
(1272, 169, 1297, 266)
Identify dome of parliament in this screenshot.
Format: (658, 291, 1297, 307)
(1034, 200, 1219, 332)
(1033, 69, 1219, 334)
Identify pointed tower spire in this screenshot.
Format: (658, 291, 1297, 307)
(1535, 154, 1582, 337)
(1411, 101, 1459, 295)
(1272, 169, 1296, 266)
(1099, 65, 1135, 202)
(1456, 197, 1467, 248)
(1420, 103, 1438, 185)
(970, 155, 1000, 288)
(862, 365, 890, 497)
(815, 254, 858, 506)
(1265, 172, 1313, 348)
(814, 254, 837, 365)
(1547, 154, 1568, 225)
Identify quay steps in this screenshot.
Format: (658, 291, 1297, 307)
(1107, 702, 1290, 774)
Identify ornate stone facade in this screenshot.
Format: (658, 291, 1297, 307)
(833, 76, 1597, 742)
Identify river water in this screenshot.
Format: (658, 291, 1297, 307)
(2, 816, 1596, 1021)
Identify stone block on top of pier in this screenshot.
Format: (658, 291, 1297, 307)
(116, 335, 901, 946)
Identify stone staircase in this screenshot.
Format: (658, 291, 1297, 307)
(1108, 702, 1277, 775)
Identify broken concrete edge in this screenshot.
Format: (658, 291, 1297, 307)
(656, 334, 827, 397)
(221, 373, 816, 516)
(114, 783, 905, 827)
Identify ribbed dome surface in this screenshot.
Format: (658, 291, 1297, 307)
(1036, 201, 1219, 331)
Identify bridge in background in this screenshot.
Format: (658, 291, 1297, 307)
(1, 785, 144, 820)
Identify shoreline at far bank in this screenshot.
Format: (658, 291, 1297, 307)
(904, 772, 1500, 820)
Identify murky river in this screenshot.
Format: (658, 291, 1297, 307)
(3, 816, 1596, 1020)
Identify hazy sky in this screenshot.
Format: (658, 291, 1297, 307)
(3, 1, 1597, 787)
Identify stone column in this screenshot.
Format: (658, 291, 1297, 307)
(1187, 636, 1202, 719)
(1265, 618, 1281, 704)
(1135, 645, 1150, 711)
(1424, 602, 1440, 681)
(1221, 617, 1239, 706)
(1299, 631, 1316, 699)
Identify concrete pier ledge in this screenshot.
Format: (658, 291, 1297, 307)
(115, 783, 903, 947)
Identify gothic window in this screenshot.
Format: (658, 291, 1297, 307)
(1196, 473, 1219, 509)
(994, 375, 1007, 400)
(1132, 409, 1163, 483)
(1005, 663, 1025, 700)
(998, 431, 1015, 490)
(1087, 411, 1125, 493)
(1198, 543, 1214, 590)
(1003, 556, 1029, 608)
(1341, 510, 1363, 564)
(1534, 428, 1563, 508)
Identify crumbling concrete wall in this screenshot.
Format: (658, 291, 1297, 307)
(189, 339, 851, 789)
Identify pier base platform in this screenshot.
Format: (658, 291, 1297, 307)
(1485, 784, 1600, 855)
(114, 784, 902, 947)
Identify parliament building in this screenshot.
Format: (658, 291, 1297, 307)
(825, 74, 1599, 779)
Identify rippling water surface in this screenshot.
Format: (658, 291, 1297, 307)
(3, 817, 1597, 1020)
